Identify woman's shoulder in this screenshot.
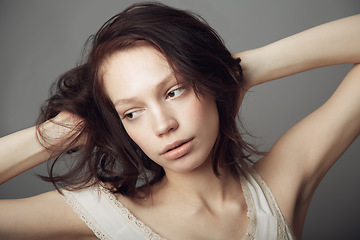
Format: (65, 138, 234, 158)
(62, 184, 165, 239)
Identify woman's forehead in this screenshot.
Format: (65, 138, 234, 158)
(101, 45, 176, 101)
(101, 44, 169, 79)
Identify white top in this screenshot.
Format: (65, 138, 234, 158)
(61, 168, 296, 240)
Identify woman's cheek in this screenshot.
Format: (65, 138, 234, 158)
(125, 123, 151, 154)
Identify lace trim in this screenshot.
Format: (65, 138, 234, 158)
(61, 169, 294, 240)
(248, 168, 297, 240)
(99, 186, 166, 240)
(61, 189, 112, 240)
(101, 183, 257, 240)
(100, 178, 258, 240)
(240, 172, 257, 240)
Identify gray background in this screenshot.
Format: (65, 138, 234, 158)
(0, 0, 359, 239)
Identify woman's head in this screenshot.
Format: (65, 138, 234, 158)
(101, 43, 220, 176)
(39, 2, 253, 197)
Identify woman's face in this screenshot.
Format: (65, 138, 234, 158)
(102, 45, 219, 174)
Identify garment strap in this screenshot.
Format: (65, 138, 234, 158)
(61, 186, 159, 240)
(240, 168, 296, 240)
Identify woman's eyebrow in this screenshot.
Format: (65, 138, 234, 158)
(114, 97, 138, 107)
(113, 73, 175, 107)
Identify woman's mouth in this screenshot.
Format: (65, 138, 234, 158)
(161, 138, 194, 160)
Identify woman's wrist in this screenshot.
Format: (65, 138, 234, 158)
(235, 47, 272, 89)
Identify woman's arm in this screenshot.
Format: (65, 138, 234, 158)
(235, 14, 360, 237)
(258, 63, 360, 238)
(0, 125, 51, 184)
(0, 191, 95, 240)
(234, 14, 360, 90)
(0, 111, 85, 184)
(0, 112, 91, 239)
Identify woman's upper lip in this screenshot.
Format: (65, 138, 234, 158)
(161, 138, 193, 155)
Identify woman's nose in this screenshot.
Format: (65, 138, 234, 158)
(152, 107, 179, 136)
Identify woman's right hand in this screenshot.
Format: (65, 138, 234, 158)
(38, 111, 86, 151)
(0, 111, 85, 184)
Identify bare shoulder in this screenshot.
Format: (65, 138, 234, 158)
(0, 190, 96, 240)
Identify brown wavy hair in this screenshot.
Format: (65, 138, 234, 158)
(37, 2, 258, 198)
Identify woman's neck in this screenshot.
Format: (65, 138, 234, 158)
(152, 161, 242, 211)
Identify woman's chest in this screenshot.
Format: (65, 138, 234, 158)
(119, 196, 251, 240)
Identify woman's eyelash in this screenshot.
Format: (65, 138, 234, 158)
(167, 86, 185, 98)
(122, 109, 143, 120)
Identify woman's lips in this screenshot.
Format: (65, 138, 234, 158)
(161, 138, 194, 160)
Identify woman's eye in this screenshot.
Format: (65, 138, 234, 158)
(123, 110, 143, 120)
(167, 87, 184, 99)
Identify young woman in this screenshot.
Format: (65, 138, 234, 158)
(0, 2, 359, 240)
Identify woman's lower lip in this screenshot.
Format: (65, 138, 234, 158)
(162, 139, 193, 160)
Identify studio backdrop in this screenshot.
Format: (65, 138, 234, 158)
(0, 0, 359, 239)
